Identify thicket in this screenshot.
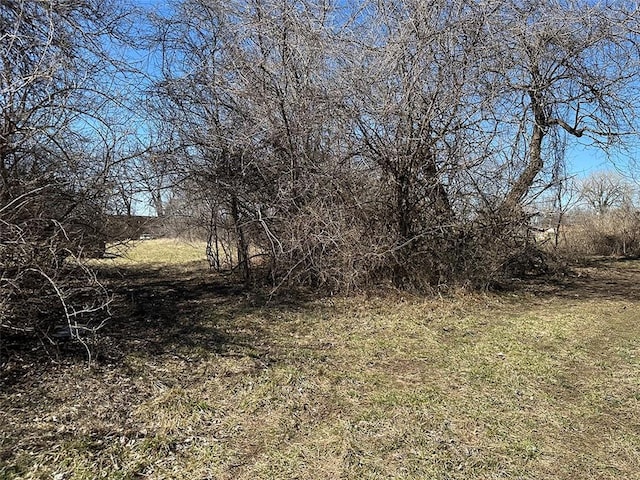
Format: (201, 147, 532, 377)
(148, 0, 640, 291)
(0, 0, 129, 350)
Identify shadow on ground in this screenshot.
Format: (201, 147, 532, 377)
(519, 256, 640, 301)
(0, 265, 312, 387)
(3, 256, 640, 386)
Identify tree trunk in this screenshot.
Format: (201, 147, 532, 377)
(501, 89, 546, 216)
(230, 194, 250, 281)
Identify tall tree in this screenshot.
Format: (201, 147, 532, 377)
(483, 0, 640, 214)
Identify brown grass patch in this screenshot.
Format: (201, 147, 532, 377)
(1, 255, 639, 479)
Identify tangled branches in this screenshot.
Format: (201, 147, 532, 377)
(0, 183, 111, 359)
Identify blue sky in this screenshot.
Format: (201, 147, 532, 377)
(567, 135, 639, 181)
(568, 144, 615, 178)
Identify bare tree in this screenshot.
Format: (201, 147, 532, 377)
(148, 0, 358, 285)
(580, 170, 633, 215)
(482, 1, 640, 216)
(336, 0, 508, 286)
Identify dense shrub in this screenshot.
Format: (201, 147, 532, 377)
(0, 182, 110, 349)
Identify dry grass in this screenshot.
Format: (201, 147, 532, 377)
(1, 247, 639, 479)
(555, 212, 640, 258)
(101, 238, 209, 268)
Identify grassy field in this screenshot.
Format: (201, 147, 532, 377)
(101, 238, 209, 267)
(1, 240, 639, 479)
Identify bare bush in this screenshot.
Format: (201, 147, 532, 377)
(0, 0, 132, 354)
(0, 183, 112, 356)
